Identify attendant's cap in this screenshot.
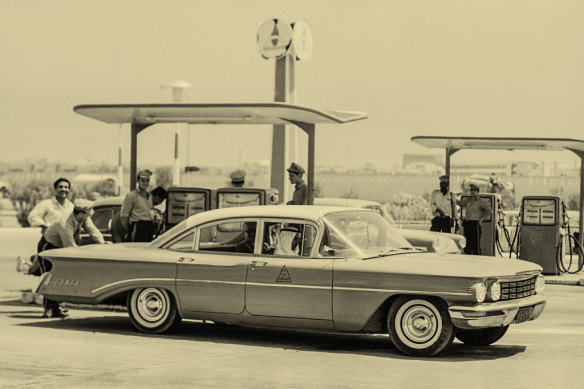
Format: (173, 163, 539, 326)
(469, 183, 480, 191)
(229, 169, 246, 183)
(439, 175, 449, 182)
(73, 198, 94, 214)
(137, 169, 153, 179)
(287, 162, 305, 175)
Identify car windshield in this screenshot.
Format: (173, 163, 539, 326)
(148, 219, 189, 247)
(322, 210, 413, 259)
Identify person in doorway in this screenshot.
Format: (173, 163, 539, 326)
(457, 183, 490, 255)
(286, 162, 310, 205)
(429, 175, 457, 233)
(120, 169, 158, 242)
(38, 199, 106, 318)
(28, 178, 75, 251)
(229, 169, 246, 187)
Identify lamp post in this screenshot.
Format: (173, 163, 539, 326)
(161, 80, 192, 186)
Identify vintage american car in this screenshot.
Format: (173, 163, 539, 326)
(83, 196, 466, 254)
(314, 197, 466, 254)
(37, 205, 546, 357)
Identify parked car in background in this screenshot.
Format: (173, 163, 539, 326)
(37, 205, 546, 357)
(314, 198, 465, 254)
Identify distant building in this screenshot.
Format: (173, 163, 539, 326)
(402, 154, 443, 170)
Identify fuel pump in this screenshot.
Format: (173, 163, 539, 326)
(459, 193, 501, 256)
(166, 187, 215, 228)
(216, 187, 279, 209)
(518, 196, 562, 274)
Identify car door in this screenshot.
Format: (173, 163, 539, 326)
(245, 218, 333, 320)
(172, 219, 255, 315)
(80, 205, 116, 244)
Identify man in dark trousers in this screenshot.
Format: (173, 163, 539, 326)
(457, 183, 490, 255)
(120, 169, 158, 242)
(429, 175, 456, 233)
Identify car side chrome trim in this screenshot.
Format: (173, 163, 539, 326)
(91, 278, 175, 294)
(334, 286, 470, 296)
(245, 282, 330, 290)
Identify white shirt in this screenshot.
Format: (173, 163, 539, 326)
(430, 190, 456, 218)
(27, 197, 74, 228)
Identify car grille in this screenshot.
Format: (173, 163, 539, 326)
(500, 276, 537, 300)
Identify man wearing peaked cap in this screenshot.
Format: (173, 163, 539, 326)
(287, 162, 310, 205)
(429, 174, 457, 233)
(456, 182, 489, 255)
(229, 169, 246, 187)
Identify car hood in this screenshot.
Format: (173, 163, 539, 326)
(399, 228, 464, 243)
(357, 252, 542, 279)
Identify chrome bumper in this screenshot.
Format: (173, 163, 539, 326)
(448, 294, 546, 330)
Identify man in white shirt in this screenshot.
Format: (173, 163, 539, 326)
(429, 175, 457, 233)
(28, 178, 74, 251)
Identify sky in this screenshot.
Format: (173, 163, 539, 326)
(2, 0, 584, 170)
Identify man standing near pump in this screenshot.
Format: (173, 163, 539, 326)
(457, 183, 490, 255)
(429, 175, 457, 233)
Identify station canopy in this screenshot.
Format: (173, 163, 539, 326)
(74, 103, 368, 125)
(411, 136, 584, 154)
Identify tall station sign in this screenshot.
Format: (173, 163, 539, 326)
(256, 19, 313, 202)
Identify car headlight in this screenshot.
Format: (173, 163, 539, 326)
(459, 236, 466, 251)
(535, 274, 545, 294)
(488, 281, 501, 301)
(471, 283, 486, 303)
(432, 237, 440, 252)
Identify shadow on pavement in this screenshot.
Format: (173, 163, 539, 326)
(5, 304, 527, 361)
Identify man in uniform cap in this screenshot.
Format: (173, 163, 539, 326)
(456, 183, 490, 255)
(429, 175, 457, 233)
(286, 162, 310, 205)
(229, 169, 246, 187)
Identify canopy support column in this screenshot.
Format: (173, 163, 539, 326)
(445, 147, 459, 177)
(287, 120, 315, 205)
(130, 122, 154, 191)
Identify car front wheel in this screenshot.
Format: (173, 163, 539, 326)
(456, 325, 509, 346)
(387, 296, 455, 357)
(127, 288, 181, 334)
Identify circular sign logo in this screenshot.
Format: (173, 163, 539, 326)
(292, 20, 313, 61)
(256, 19, 293, 59)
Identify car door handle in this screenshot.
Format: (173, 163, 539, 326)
(178, 257, 196, 263)
(250, 260, 268, 270)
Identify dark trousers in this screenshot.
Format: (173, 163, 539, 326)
(463, 220, 482, 255)
(430, 216, 452, 233)
(36, 236, 61, 314)
(131, 221, 156, 242)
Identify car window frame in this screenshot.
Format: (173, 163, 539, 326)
(162, 228, 196, 252)
(258, 217, 322, 259)
(194, 217, 260, 255)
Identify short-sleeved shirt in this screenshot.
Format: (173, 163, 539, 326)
(290, 181, 309, 205)
(459, 197, 489, 221)
(44, 213, 105, 248)
(121, 189, 154, 223)
(430, 190, 455, 218)
(27, 197, 74, 228)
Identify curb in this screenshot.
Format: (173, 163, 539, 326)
(545, 279, 584, 286)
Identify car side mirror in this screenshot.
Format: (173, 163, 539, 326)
(322, 245, 336, 256)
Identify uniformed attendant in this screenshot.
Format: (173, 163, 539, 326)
(429, 175, 457, 233)
(286, 162, 311, 205)
(457, 183, 490, 255)
(120, 169, 158, 242)
(229, 169, 246, 187)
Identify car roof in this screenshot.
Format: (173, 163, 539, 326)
(92, 196, 124, 207)
(183, 205, 373, 228)
(314, 197, 382, 208)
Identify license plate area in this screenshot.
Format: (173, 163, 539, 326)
(513, 305, 534, 324)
